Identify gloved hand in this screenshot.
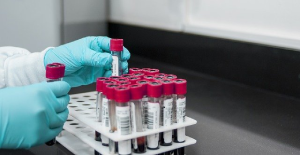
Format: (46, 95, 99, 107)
(44, 36, 131, 87)
(0, 81, 70, 149)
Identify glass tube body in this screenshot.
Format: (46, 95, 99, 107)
(108, 99, 117, 154)
(174, 94, 186, 143)
(95, 91, 102, 141)
(147, 97, 161, 150)
(101, 95, 109, 146)
(112, 51, 122, 76)
(174, 147, 185, 155)
(116, 102, 132, 155)
(45, 77, 62, 146)
(160, 94, 173, 146)
(131, 99, 146, 153)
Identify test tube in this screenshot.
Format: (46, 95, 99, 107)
(45, 63, 65, 146)
(147, 81, 163, 150)
(115, 86, 132, 155)
(129, 84, 146, 153)
(160, 80, 174, 146)
(142, 68, 151, 74)
(155, 73, 166, 78)
(129, 68, 142, 74)
(106, 84, 121, 154)
(136, 80, 149, 129)
(154, 76, 165, 82)
(128, 76, 141, 84)
(165, 74, 177, 80)
(174, 147, 185, 155)
(144, 75, 155, 81)
(133, 72, 144, 79)
(145, 69, 159, 76)
(173, 79, 187, 143)
(110, 39, 123, 76)
(101, 80, 117, 146)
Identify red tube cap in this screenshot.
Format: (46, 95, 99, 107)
(96, 77, 109, 92)
(110, 39, 123, 52)
(155, 73, 166, 78)
(119, 81, 131, 87)
(46, 63, 61, 79)
(106, 84, 120, 100)
(51, 63, 65, 77)
(162, 80, 174, 95)
(129, 68, 142, 74)
(133, 72, 144, 79)
(142, 68, 151, 74)
(145, 69, 159, 75)
(121, 74, 134, 78)
(129, 84, 143, 100)
(137, 80, 148, 96)
(165, 74, 177, 80)
(144, 75, 154, 81)
(109, 76, 121, 81)
(128, 76, 141, 84)
(154, 76, 165, 81)
(174, 79, 187, 95)
(115, 86, 130, 103)
(147, 81, 162, 98)
(102, 81, 117, 96)
(115, 77, 129, 83)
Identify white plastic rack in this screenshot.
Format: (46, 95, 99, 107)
(58, 91, 197, 155)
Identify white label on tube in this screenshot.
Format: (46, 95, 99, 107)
(177, 127, 186, 142)
(147, 133, 159, 149)
(147, 102, 160, 129)
(176, 97, 186, 123)
(116, 106, 130, 135)
(101, 135, 109, 144)
(163, 98, 173, 126)
(112, 56, 119, 76)
(131, 102, 136, 132)
(96, 92, 102, 122)
(164, 130, 173, 143)
(102, 98, 110, 128)
(118, 140, 132, 154)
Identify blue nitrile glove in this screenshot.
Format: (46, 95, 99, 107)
(0, 81, 70, 149)
(44, 36, 131, 87)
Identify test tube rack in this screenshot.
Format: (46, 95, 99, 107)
(57, 91, 197, 155)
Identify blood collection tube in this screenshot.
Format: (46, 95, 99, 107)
(115, 86, 132, 155)
(110, 39, 123, 76)
(173, 79, 187, 143)
(129, 84, 146, 153)
(154, 76, 165, 82)
(115, 77, 130, 83)
(106, 84, 121, 154)
(144, 75, 155, 81)
(145, 69, 159, 76)
(136, 80, 149, 129)
(128, 76, 141, 84)
(165, 74, 177, 80)
(133, 72, 144, 79)
(101, 80, 117, 146)
(147, 81, 163, 150)
(45, 63, 65, 146)
(121, 74, 134, 78)
(110, 76, 122, 81)
(129, 68, 142, 74)
(160, 80, 174, 146)
(155, 73, 166, 78)
(142, 68, 151, 74)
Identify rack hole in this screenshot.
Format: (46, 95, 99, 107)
(70, 123, 78, 125)
(76, 126, 85, 129)
(89, 99, 96, 101)
(71, 97, 78, 99)
(83, 95, 90, 98)
(69, 106, 77, 108)
(77, 101, 84, 102)
(75, 109, 83, 111)
(89, 107, 96, 109)
(82, 104, 90, 106)
(66, 119, 73, 121)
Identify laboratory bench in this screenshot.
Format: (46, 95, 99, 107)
(2, 55, 299, 155)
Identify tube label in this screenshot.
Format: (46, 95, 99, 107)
(102, 98, 110, 128)
(118, 140, 132, 154)
(177, 127, 186, 142)
(176, 97, 186, 123)
(163, 98, 173, 126)
(96, 92, 102, 122)
(131, 102, 136, 132)
(116, 106, 130, 135)
(112, 56, 119, 76)
(147, 102, 160, 130)
(147, 133, 159, 149)
(101, 135, 109, 145)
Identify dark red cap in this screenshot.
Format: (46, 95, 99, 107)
(96, 77, 109, 92)
(145, 69, 159, 75)
(115, 86, 130, 103)
(119, 81, 131, 87)
(121, 74, 134, 78)
(128, 76, 141, 84)
(109, 76, 121, 81)
(154, 76, 165, 81)
(129, 68, 142, 74)
(144, 75, 154, 81)
(115, 77, 129, 83)
(155, 73, 166, 78)
(46, 63, 61, 79)
(162, 80, 174, 95)
(165, 74, 177, 80)
(137, 80, 148, 95)
(142, 68, 151, 74)
(174, 79, 187, 95)
(147, 81, 162, 98)
(129, 84, 143, 100)
(102, 81, 117, 96)
(133, 72, 144, 79)
(106, 84, 120, 100)
(110, 39, 123, 52)
(51, 63, 65, 77)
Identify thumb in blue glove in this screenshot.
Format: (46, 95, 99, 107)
(0, 81, 71, 149)
(44, 36, 131, 87)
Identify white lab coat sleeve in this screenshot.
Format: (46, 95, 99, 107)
(0, 46, 53, 88)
